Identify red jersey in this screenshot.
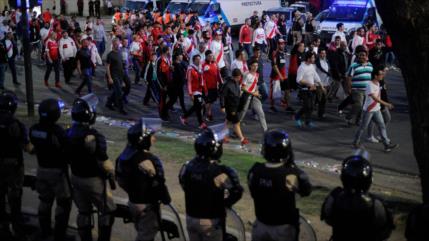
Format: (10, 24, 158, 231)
(239, 25, 252, 44)
(187, 64, 206, 95)
(202, 61, 221, 90)
(42, 11, 52, 24)
(46, 40, 59, 61)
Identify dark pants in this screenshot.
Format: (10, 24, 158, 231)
(7, 57, 18, 84)
(122, 71, 131, 100)
(159, 89, 168, 120)
(316, 88, 327, 118)
(76, 68, 93, 94)
(295, 90, 315, 124)
(165, 85, 187, 113)
(242, 43, 252, 57)
(96, 41, 106, 59)
(143, 85, 152, 105)
(45, 59, 61, 84)
(184, 94, 204, 125)
(107, 79, 124, 111)
(78, 6, 83, 16)
(62, 58, 75, 83)
(132, 58, 142, 84)
(268, 38, 277, 58)
(338, 95, 353, 111)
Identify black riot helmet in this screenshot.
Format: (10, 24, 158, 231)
(0, 91, 18, 114)
(71, 94, 98, 125)
(261, 129, 293, 163)
(195, 124, 228, 161)
(341, 150, 373, 193)
(127, 118, 162, 151)
(38, 98, 63, 124)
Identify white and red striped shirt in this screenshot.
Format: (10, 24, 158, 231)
(208, 39, 225, 69)
(264, 20, 278, 39)
(363, 81, 381, 112)
(242, 72, 259, 93)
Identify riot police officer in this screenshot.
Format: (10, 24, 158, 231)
(321, 150, 394, 241)
(179, 127, 243, 241)
(248, 129, 312, 241)
(0, 91, 32, 240)
(29, 98, 73, 241)
(66, 94, 116, 241)
(116, 118, 171, 241)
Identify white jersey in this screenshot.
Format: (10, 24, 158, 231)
(264, 20, 277, 39)
(253, 27, 267, 45)
(231, 59, 248, 74)
(331, 30, 347, 43)
(40, 27, 50, 43)
(209, 40, 225, 69)
(183, 37, 195, 57)
(59, 37, 77, 60)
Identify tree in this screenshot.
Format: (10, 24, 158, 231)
(375, 0, 429, 203)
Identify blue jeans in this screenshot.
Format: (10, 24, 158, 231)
(0, 63, 6, 88)
(7, 57, 17, 83)
(76, 68, 93, 94)
(96, 40, 106, 58)
(258, 82, 269, 102)
(354, 110, 390, 145)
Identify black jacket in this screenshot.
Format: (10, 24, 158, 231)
(220, 78, 241, 112)
(329, 49, 349, 80)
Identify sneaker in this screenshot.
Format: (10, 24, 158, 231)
(270, 106, 278, 113)
(295, 119, 303, 128)
(338, 109, 343, 115)
(180, 116, 188, 125)
(205, 115, 213, 122)
(55, 82, 62, 88)
(44, 80, 49, 87)
(241, 138, 250, 145)
(366, 136, 379, 143)
(384, 143, 399, 153)
(199, 122, 208, 129)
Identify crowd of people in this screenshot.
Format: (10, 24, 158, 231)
(0, 3, 423, 241)
(0, 5, 400, 150)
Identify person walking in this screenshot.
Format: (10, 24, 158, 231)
(295, 51, 323, 128)
(315, 49, 330, 118)
(106, 38, 127, 115)
(181, 55, 207, 129)
(76, 39, 94, 95)
(220, 69, 249, 146)
(345, 48, 373, 126)
(238, 59, 268, 132)
(0, 41, 8, 90)
(93, 18, 107, 59)
(59, 31, 77, 84)
(352, 67, 398, 152)
(4, 31, 19, 85)
(202, 50, 222, 122)
(239, 18, 252, 57)
(44, 32, 61, 88)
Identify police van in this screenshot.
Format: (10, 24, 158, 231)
(188, 0, 282, 27)
(124, 0, 159, 11)
(317, 0, 382, 42)
(165, 0, 193, 14)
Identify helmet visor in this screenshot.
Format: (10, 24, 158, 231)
(80, 93, 99, 112)
(209, 123, 229, 142)
(141, 117, 162, 135)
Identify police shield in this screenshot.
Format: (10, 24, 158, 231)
(299, 215, 317, 241)
(80, 93, 99, 112)
(209, 123, 229, 142)
(156, 203, 187, 241)
(225, 208, 246, 241)
(141, 117, 163, 134)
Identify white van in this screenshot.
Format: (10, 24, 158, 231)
(317, 0, 382, 42)
(188, 0, 282, 27)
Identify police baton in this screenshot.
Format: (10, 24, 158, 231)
(155, 202, 167, 241)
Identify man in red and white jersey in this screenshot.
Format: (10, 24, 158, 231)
(209, 29, 228, 78)
(202, 50, 222, 121)
(265, 14, 281, 57)
(44, 32, 61, 88)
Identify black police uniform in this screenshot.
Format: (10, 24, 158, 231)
(248, 130, 312, 241)
(67, 123, 116, 241)
(179, 129, 243, 241)
(29, 99, 72, 240)
(116, 147, 171, 241)
(321, 154, 394, 241)
(0, 94, 29, 237)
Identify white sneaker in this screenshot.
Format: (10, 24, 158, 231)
(366, 136, 380, 143)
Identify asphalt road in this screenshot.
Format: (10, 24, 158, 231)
(3, 16, 418, 176)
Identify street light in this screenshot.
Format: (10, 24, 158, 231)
(16, 0, 35, 116)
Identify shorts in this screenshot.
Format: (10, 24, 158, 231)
(206, 89, 218, 103)
(226, 111, 240, 124)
